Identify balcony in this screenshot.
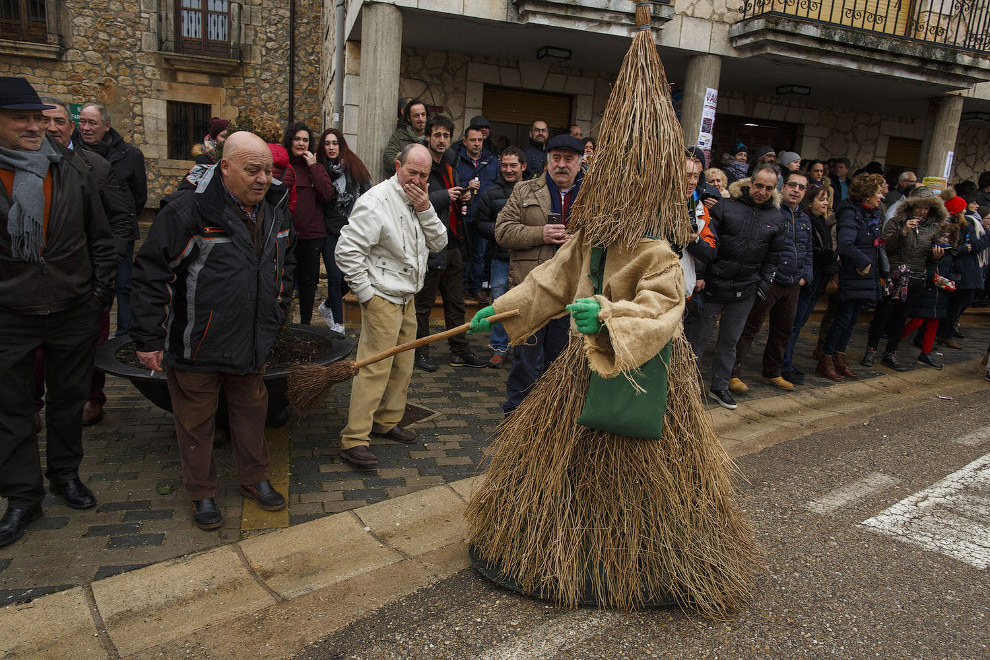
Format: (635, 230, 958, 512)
(730, 0, 990, 87)
(513, 0, 674, 37)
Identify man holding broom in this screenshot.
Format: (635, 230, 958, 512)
(334, 143, 448, 467)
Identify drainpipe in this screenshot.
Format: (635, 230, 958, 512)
(288, 0, 296, 124)
(332, 0, 345, 129)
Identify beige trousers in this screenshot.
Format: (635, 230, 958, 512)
(340, 295, 416, 450)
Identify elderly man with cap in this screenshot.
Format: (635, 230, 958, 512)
(488, 134, 584, 414)
(0, 78, 117, 547)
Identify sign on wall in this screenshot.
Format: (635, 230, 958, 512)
(697, 87, 718, 164)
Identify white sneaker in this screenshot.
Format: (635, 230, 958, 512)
(329, 322, 346, 334)
(316, 301, 335, 327)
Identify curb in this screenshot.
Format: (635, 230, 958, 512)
(2, 358, 986, 659)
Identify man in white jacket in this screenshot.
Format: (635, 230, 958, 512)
(335, 144, 447, 467)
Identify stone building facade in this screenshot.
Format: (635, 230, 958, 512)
(1, 0, 323, 208)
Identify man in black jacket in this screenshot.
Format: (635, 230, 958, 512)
(473, 146, 526, 367)
(523, 120, 548, 179)
(77, 102, 147, 339)
(0, 78, 118, 547)
(684, 165, 786, 410)
(130, 131, 295, 530)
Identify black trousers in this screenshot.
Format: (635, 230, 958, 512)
(0, 299, 100, 508)
(295, 237, 325, 325)
(414, 246, 469, 355)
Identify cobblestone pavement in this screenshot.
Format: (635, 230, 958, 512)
(1, 306, 987, 605)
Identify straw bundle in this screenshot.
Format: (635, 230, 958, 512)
(569, 3, 688, 251)
(465, 334, 759, 618)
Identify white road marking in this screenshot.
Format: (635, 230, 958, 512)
(953, 427, 990, 446)
(807, 473, 900, 515)
(861, 452, 990, 570)
(477, 610, 620, 660)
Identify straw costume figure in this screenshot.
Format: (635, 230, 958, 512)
(465, 2, 759, 618)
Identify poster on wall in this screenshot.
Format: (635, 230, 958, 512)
(696, 87, 718, 164)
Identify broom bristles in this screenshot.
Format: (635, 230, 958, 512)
(287, 360, 358, 414)
(569, 2, 687, 251)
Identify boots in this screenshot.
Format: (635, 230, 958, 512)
(834, 352, 859, 379)
(812, 343, 824, 361)
(815, 354, 843, 382)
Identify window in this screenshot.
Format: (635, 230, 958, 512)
(167, 101, 211, 160)
(0, 0, 47, 43)
(177, 0, 229, 57)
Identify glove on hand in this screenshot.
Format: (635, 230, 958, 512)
(469, 305, 496, 333)
(565, 298, 603, 334)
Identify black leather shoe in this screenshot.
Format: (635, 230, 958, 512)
(50, 477, 96, 509)
(191, 498, 223, 530)
(376, 425, 417, 444)
(881, 351, 909, 372)
(0, 507, 43, 547)
(240, 480, 287, 511)
(917, 352, 943, 370)
(414, 352, 438, 372)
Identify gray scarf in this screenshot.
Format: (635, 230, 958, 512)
(0, 139, 62, 262)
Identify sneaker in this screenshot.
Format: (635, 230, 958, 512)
(728, 377, 749, 394)
(861, 347, 877, 367)
(329, 322, 346, 335)
(414, 352, 438, 372)
(316, 301, 335, 327)
(761, 375, 794, 391)
(708, 389, 737, 410)
(450, 352, 488, 368)
(488, 353, 506, 368)
(881, 351, 908, 372)
(917, 352, 942, 370)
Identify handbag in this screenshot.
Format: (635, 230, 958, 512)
(575, 246, 671, 440)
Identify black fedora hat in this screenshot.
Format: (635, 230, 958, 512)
(0, 77, 56, 111)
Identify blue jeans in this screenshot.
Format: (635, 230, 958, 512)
(321, 234, 347, 323)
(488, 259, 509, 355)
(467, 232, 488, 294)
(782, 285, 818, 372)
(114, 240, 135, 337)
(503, 316, 569, 414)
(823, 299, 864, 356)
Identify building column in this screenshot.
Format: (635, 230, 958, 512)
(680, 54, 721, 150)
(918, 94, 964, 180)
(358, 2, 403, 183)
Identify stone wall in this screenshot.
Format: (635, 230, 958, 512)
(952, 126, 990, 183)
(0, 0, 323, 208)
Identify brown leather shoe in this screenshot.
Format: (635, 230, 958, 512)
(834, 353, 859, 379)
(377, 425, 417, 444)
(815, 354, 843, 382)
(936, 337, 963, 350)
(341, 445, 378, 467)
(81, 401, 103, 427)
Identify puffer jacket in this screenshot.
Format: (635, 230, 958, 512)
(0, 136, 117, 314)
(834, 200, 882, 303)
(950, 212, 990, 290)
(335, 175, 448, 305)
(882, 193, 950, 279)
(474, 173, 515, 262)
(454, 146, 499, 224)
(701, 180, 785, 303)
(808, 212, 839, 298)
(130, 167, 295, 374)
(776, 204, 815, 287)
(909, 251, 961, 319)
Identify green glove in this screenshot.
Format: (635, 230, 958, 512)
(566, 298, 603, 334)
(469, 305, 496, 333)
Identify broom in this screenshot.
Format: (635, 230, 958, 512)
(287, 309, 519, 413)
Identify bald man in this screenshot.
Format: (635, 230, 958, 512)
(130, 131, 296, 529)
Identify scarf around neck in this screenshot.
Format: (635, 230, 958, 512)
(0, 139, 62, 262)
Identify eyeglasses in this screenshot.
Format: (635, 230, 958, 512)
(784, 182, 807, 190)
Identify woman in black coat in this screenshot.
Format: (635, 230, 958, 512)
(900, 220, 960, 369)
(817, 174, 886, 382)
(936, 196, 990, 347)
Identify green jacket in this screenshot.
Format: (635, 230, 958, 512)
(382, 124, 425, 175)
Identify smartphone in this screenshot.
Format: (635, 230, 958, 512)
(547, 212, 561, 227)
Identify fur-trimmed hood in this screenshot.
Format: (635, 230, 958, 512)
(727, 177, 782, 209)
(891, 192, 954, 243)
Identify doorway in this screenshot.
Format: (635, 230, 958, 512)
(711, 114, 799, 167)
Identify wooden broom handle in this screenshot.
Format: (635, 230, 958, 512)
(352, 309, 520, 369)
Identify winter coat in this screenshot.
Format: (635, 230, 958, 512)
(700, 180, 786, 303)
(335, 175, 447, 305)
(682, 195, 717, 299)
(495, 172, 563, 287)
(882, 193, 950, 280)
(523, 139, 547, 180)
(289, 154, 335, 240)
(73, 147, 135, 263)
(723, 160, 749, 185)
(834, 200, 882, 304)
(474, 174, 515, 262)
(268, 144, 297, 216)
(908, 252, 960, 319)
(776, 204, 815, 287)
(426, 157, 466, 269)
(322, 161, 371, 238)
(130, 167, 295, 374)
(454, 146, 500, 224)
(950, 212, 990, 290)
(808, 212, 839, 298)
(382, 124, 425, 175)
(0, 136, 118, 314)
(76, 127, 146, 243)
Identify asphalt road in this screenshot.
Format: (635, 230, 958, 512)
(293, 387, 990, 660)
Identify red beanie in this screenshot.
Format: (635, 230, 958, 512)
(944, 196, 967, 215)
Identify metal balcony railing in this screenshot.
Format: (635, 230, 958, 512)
(739, 0, 990, 53)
